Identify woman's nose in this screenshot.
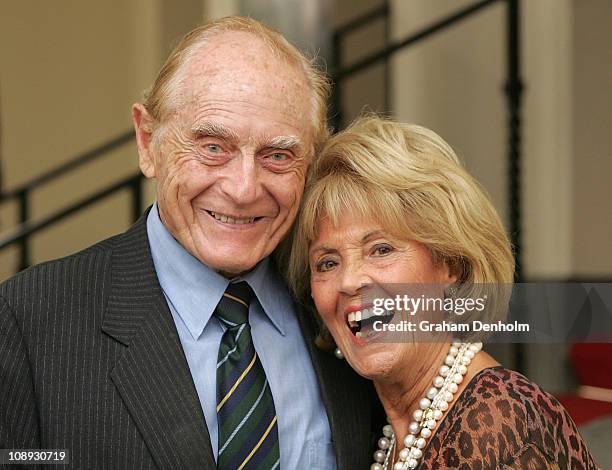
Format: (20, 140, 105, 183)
(339, 262, 370, 296)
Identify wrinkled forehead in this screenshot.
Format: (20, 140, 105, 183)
(171, 32, 312, 121)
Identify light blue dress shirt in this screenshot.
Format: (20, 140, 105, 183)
(147, 204, 335, 469)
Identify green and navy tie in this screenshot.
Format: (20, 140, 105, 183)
(215, 281, 280, 470)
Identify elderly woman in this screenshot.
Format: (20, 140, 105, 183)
(286, 116, 597, 469)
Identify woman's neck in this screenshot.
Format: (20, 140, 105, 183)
(373, 343, 448, 446)
(373, 343, 500, 455)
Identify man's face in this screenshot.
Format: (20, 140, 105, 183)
(134, 32, 314, 277)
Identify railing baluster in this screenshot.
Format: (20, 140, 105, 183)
(383, 0, 391, 113)
(331, 31, 343, 132)
(505, 0, 523, 282)
(131, 176, 143, 223)
(17, 189, 30, 271)
(505, 0, 525, 373)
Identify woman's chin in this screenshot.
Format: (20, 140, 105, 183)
(343, 345, 401, 382)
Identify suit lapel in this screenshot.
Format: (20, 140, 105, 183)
(102, 214, 215, 469)
(295, 302, 374, 470)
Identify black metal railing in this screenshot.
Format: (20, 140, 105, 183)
(331, 0, 523, 278)
(0, 131, 139, 271)
(331, 1, 391, 130)
(331, 0, 524, 369)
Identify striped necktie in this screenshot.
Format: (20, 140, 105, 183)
(215, 281, 280, 470)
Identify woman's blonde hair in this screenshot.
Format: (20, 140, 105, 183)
(283, 115, 515, 344)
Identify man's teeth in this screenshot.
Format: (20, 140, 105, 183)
(210, 211, 255, 225)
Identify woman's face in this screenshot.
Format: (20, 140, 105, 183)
(309, 214, 455, 380)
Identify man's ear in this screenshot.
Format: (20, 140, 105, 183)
(132, 103, 157, 178)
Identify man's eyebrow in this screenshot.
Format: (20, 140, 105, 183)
(265, 135, 305, 155)
(191, 122, 239, 141)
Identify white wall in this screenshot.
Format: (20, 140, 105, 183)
(572, 0, 612, 277)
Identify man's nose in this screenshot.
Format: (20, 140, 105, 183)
(220, 154, 259, 204)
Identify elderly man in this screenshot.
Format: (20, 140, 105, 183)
(0, 17, 374, 470)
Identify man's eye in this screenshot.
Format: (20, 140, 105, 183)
(270, 152, 289, 161)
(315, 259, 337, 272)
(205, 144, 222, 153)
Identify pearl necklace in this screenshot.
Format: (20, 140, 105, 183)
(371, 341, 482, 470)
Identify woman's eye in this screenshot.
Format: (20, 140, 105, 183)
(315, 259, 337, 272)
(372, 244, 393, 256)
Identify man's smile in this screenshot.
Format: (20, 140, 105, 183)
(205, 209, 264, 225)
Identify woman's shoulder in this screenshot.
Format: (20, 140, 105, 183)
(422, 366, 598, 469)
(463, 366, 557, 426)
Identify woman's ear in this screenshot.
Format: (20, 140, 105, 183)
(445, 271, 458, 285)
(132, 103, 157, 178)
(443, 256, 465, 285)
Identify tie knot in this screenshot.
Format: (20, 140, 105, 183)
(215, 281, 255, 327)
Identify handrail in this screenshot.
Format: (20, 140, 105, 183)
(335, 0, 500, 80)
(333, 4, 389, 38)
(0, 129, 136, 270)
(0, 130, 134, 202)
(0, 172, 143, 250)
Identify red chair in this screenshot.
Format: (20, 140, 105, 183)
(556, 343, 612, 426)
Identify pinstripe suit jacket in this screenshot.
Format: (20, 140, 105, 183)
(0, 213, 375, 469)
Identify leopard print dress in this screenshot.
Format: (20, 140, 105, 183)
(418, 367, 599, 469)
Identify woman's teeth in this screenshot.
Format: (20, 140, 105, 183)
(347, 308, 394, 337)
(348, 308, 374, 324)
(355, 330, 377, 339)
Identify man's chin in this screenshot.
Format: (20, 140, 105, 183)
(188, 222, 286, 276)
(195, 250, 266, 278)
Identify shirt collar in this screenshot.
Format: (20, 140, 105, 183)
(147, 203, 287, 339)
(236, 257, 288, 336)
